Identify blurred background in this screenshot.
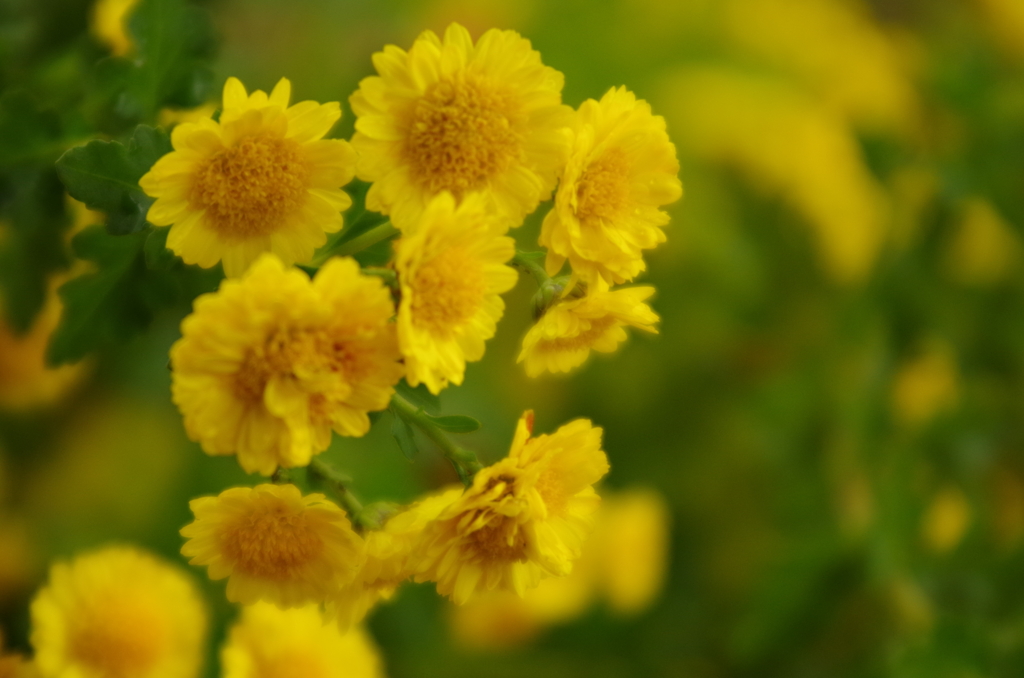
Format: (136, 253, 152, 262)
(3, 0, 1024, 676)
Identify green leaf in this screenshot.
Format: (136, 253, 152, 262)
(423, 414, 481, 434)
(56, 125, 171, 235)
(394, 378, 441, 415)
(124, 0, 217, 118)
(0, 90, 64, 168)
(390, 410, 419, 461)
(46, 225, 195, 365)
(143, 227, 176, 271)
(0, 167, 71, 333)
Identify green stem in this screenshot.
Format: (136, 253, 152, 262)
(390, 393, 483, 486)
(361, 267, 398, 286)
(333, 221, 399, 257)
(511, 250, 551, 286)
(307, 458, 365, 525)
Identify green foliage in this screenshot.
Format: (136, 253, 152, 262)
(422, 413, 481, 434)
(390, 411, 418, 461)
(56, 125, 171, 235)
(97, 0, 216, 126)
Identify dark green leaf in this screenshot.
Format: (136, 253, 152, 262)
(390, 411, 418, 461)
(46, 225, 190, 365)
(0, 167, 71, 332)
(56, 125, 171, 235)
(394, 378, 441, 415)
(143, 227, 176, 270)
(0, 90, 64, 168)
(123, 0, 217, 118)
(423, 414, 481, 434)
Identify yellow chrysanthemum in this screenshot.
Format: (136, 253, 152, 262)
(395, 192, 518, 394)
(171, 254, 403, 475)
(328, 486, 462, 629)
(180, 484, 365, 607)
(540, 87, 682, 284)
(140, 77, 356, 277)
(413, 411, 609, 604)
(91, 0, 138, 56)
(518, 279, 659, 377)
(221, 602, 383, 678)
(30, 545, 207, 678)
(350, 22, 572, 230)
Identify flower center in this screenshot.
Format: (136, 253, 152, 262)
(220, 497, 324, 579)
(468, 517, 528, 564)
(190, 134, 310, 239)
(405, 76, 522, 196)
(574, 147, 632, 223)
(233, 327, 373, 406)
(69, 595, 167, 678)
(410, 248, 485, 336)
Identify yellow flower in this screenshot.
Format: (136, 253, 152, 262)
(180, 484, 365, 607)
(328, 486, 462, 629)
(540, 87, 682, 284)
(922, 486, 972, 554)
(518, 279, 659, 378)
(221, 602, 384, 678)
(891, 340, 959, 427)
(30, 545, 207, 678)
(350, 22, 572, 229)
(0, 277, 89, 413)
(591, 489, 671, 615)
(663, 65, 888, 284)
(91, 0, 138, 56)
(944, 198, 1021, 286)
(140, 77, 356, 277)
(170, 254, 403, 475)
(413, 411, 609, 604)
(395, 192, 518, 394)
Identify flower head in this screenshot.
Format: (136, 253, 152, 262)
(180, 484, 365, 607)
(518, 279, 659, 377)
(328, 486, 462, 629)
(91, 0, 138, 56)
(171, 254, 403, 475)
(540, 87, 682, 284)
(395, 192, 518, 394)
(30, 545, 207, 678)
(413, 412, 609, 604)
(350, 22, 572, 229)
(221, 602, 383, 678)
(140, 77, 357, 277)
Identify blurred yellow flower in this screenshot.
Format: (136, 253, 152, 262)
(157, 104, 219, 128)
(171, 254, 403, 475)
(977, 0, 1024, 61)
(395, 192, 518, 394)
(180, 483, 365, 607)
(221, 602, 384, 678)
(540, 86, 682, 284)
(519, 279, 658, 378)
(30, 545, 207, 678)
(723, 0, 920, 136)
(891, 341, 959, 427)
(0, 518, 36, 606)
(91, 0, 138, 56)
(664, 66, 888, 284)
(944, 198, 1021, 286)
(591, 489, 670, 615)
(328, 486, 462, 630)
(922, 486, 972, 554)
(449, 487, 670, 648)
(0, 633, 36, 678)
(413, 411, 608, 604)
(140, 77, 356, 277)
(350, 22, 572, 230)
(0, 281, 88, 413)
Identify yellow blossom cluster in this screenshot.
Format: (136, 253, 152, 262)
(134, 20, 672, 647)
(17, 545, 384, 678)
(178, 411, 608, 624)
